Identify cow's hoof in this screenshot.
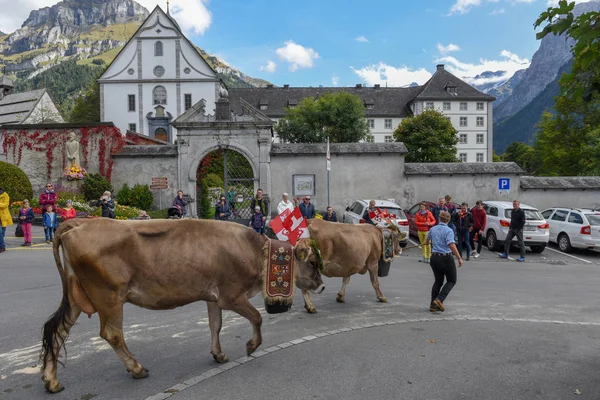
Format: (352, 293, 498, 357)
(336, 295, 345, 303)
(132, 368, 150, 379)
(212, 353, 229, 363)
(246, 340, 260, 356)
(305, 305, 317, 314)
(44, 380, 64, 394)
(378, 297, 388, 303)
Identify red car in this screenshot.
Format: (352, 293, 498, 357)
(405, 201, 463, 237)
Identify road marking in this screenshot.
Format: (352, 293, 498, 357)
(545, 247, 593, 264)
(4, 236, 46, 240)
(6, 247, 52, 251)
(495, 252, 515, 261)
(145, 317, 600, 400)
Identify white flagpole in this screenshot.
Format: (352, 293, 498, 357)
(326, 137, 331, 207)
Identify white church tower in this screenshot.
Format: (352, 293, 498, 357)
(99, 4, 220, 142)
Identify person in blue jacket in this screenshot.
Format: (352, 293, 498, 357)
(299, 196, 316, 219)
(43, 204, 59, 243)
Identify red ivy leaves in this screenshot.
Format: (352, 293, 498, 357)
(1, 126, 126, 181)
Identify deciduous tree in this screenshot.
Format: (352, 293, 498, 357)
(393, 110, 459, 163)
(275, 92, 369, 143)
(501, 142, 536, 174)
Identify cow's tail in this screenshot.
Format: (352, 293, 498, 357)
(41, 231, 72, 369)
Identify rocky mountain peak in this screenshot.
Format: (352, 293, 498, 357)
(21, 0, 148, 30)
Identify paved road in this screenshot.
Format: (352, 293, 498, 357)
(1, 226, 600, 399)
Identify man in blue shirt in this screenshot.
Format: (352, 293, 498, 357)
(299, 196, 316, 219)
(426, 211, 463, 312)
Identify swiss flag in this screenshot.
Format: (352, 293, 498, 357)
(369, 208, 383, 224)
(283, 208, 310, 246)
(270, 209, 292, 241)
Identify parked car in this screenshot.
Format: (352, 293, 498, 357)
(405, 201, 463, 237)
(343, 199, 409, 247)
(541, 208, 600, 252)
(482, 201, 549, 253)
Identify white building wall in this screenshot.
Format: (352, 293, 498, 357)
(417, 100, 491, 162)
(366, 117, 403, 143)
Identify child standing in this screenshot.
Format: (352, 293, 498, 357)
(251, 206, 264, 234)
(43, 204, 59, 243)
(19, 200, 35, 247)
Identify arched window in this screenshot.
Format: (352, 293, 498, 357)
(153, 86, 167, 105)
(155, 41, 163, 57)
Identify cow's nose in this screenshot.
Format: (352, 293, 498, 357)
(312, 284, 325, 294)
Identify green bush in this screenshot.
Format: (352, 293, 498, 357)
(204, 173, 224, 189)
(117, 184, 132, 206)
(0, 161, 33, 202)
(129, 184, 153, 210)
(199, 181, 213, 219)
(147, 208, 169, 219)
(82, 173, 113, 201)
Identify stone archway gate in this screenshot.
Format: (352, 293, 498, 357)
(173, 96, 274, 220)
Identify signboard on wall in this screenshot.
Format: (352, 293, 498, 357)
(151, 177, 168, 190)
(293, 174, 315, 197)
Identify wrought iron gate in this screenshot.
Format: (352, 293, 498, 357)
(197, 149, 256, 225)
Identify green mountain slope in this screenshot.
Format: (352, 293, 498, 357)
(493, 61, 572, 154)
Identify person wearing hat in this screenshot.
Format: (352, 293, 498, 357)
(215, 195, 231, 221)
(250, 205, 265, 233)
(0, 186, 11, 253)
(277, 192, 294, 215)
(299, 195, 316, 219)
(61, 199, 77, 221)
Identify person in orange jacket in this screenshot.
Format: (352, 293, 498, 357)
(414, 202, 436, 263)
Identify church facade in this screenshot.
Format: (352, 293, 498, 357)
(99, 6, 220, 143)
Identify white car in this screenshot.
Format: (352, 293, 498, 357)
(482, 201, 549, 253)
(541, 208, 600, 252)
(343, 199, 409, 247)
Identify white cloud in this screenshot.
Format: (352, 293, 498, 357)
(449, 0, 482, 15)
(546, 0, 593, 5)
(437, 43, 461, 54)
(448, 0, 569, 15)
(351, 63, 432, 87)
(437, 50, 530, 86)
(259, 60, 277, 73)
(355, 36, 368, 43)
(0, 0, 212, 35)
(275, 41, 319, 72)
(332, 76, 340, 86)
(490, 8, 506, 14)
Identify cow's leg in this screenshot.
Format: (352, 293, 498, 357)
(336, 276, 351, 303)
(98, 307, 148, 379)
(226, 297, 262, 356)
(207, 302, 228, 363)
(368, 265, 387, 303)
(41, 303, 81, 394)
(302, 289, 317, 313)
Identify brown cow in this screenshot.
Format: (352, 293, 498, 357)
(41, 218, 324, 393)
(295, 218, 402, 313)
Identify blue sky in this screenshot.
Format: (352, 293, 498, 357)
(5, 0, 594, 87)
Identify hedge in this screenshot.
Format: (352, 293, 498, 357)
(0, 161, 33, 202)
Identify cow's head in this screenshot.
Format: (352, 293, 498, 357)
(294, 239, 325, 294)
(378, 220, 405, 256)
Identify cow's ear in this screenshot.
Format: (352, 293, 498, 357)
(294, 247, 307, 261)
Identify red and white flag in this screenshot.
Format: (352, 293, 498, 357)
(270, 208, 292, 241)
(283, 207, 310, 246)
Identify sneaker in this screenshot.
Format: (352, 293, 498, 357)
(0, 248, 5, 253)
(26, 242, 32, 247)
(517, 257, 525, 262)
(473, 253, 480, 259)
(499, 253, 508, 259)
(21, 243, 27, 247)
(426, 258, 430, 263)
(429, 305, 438, 313)
(419, 257, 428, 263)
(433, 299, 445, 312)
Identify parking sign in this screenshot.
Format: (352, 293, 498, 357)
(498, 178, 510, 191)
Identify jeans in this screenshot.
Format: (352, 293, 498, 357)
(430, 254, 457, 303)
(418, 230, 431, 259)
(45, 227, 55, 241)
(470, 228, 484, 253)
(504, 228, 525, 258)
(457, 230, 471, 258)
(0, 226, 6, 249)
(22, 223, 32, 243)
(253, 227, 263, 234)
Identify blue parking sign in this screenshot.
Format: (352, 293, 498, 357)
(498, 178, 510, 190)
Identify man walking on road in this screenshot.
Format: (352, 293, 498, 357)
(470, 200, 486, 258)
(426, 211, 463, 312)
(500, 200, 526, 262)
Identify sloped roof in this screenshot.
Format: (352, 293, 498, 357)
(113, 145, 178, 157)
(271, 143, 407, 155)
(412, 65, 496, 102)
(229, 86, 423, 118)
(404, 162, 524, 175)
(520, 176, 600, 190)
(0, 89, 46, 125)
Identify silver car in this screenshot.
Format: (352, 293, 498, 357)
(343, 199, 409, 247)
(541, 208, 600, 252)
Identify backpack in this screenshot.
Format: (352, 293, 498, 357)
(15, 222, 24, 237)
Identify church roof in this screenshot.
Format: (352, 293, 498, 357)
(0, 89, 47, 125)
